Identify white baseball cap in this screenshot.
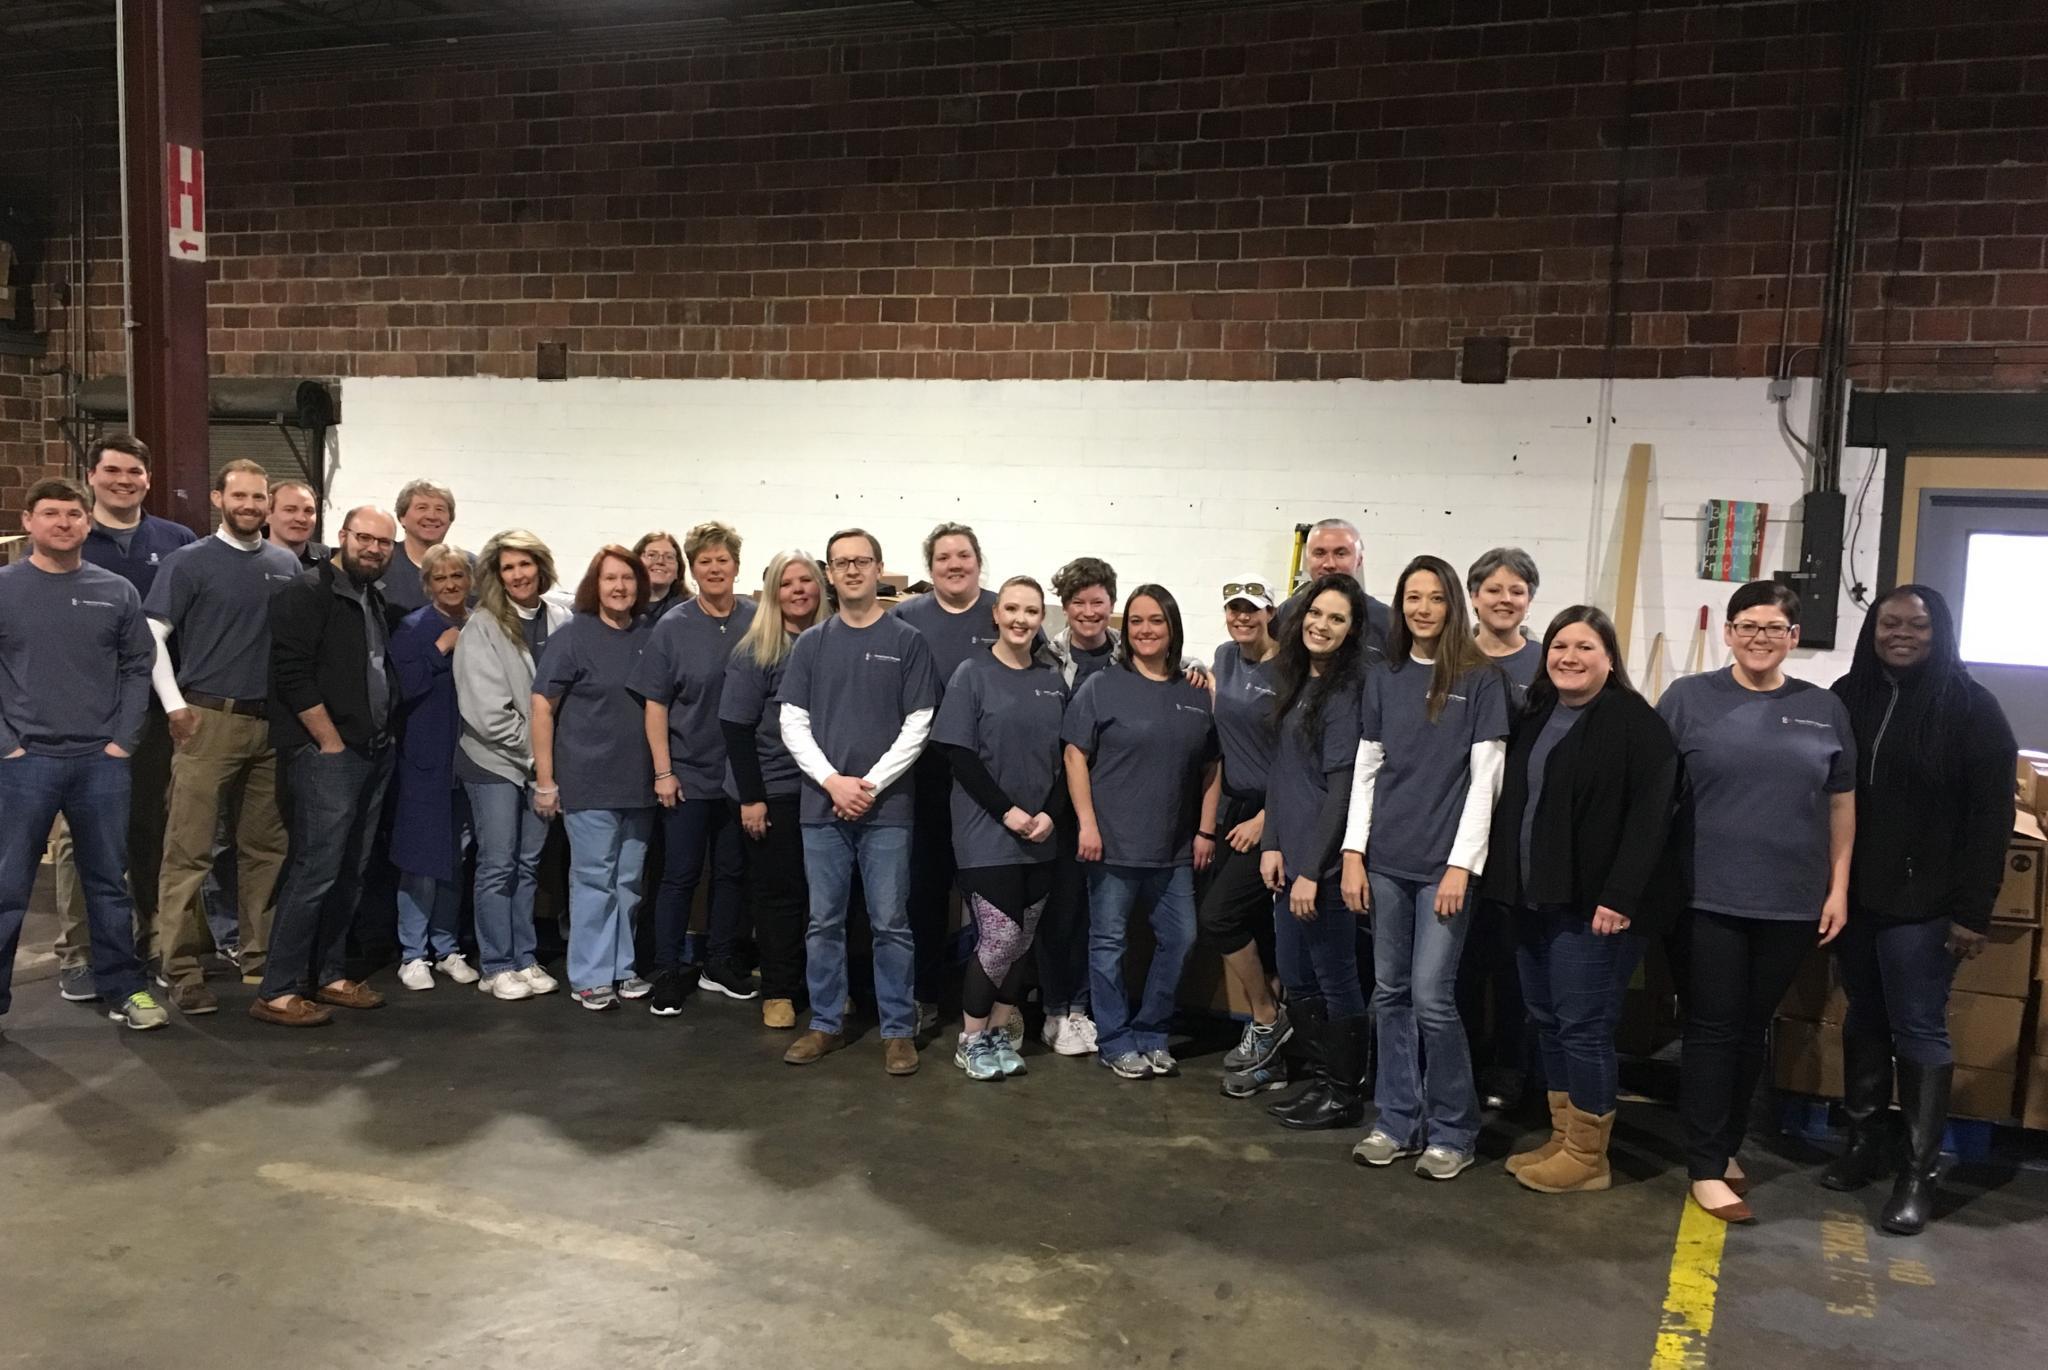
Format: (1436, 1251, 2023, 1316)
(1222, 575, 1275, 610)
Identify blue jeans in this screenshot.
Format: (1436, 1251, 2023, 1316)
(801, 821, 914, 1038)
(398, 873, 462, 962)
(1369, 872, 1479, 1153)
(1274, 877, 1367, 1017)
(563, 808, 653, 992)
(0, 751, 145, 1014)
(1513, 907, 1644, 1114)
(466, 780, 550, 977)
(1835, 915, 1956, 1068)
(655, 796, 745, 970)
(258, 744, 393, 1000)
(1086, 864, 1197, 1059)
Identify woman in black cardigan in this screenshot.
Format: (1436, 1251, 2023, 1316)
(1824, 585, 2016, 1235)
(1480, 605, 1681, 1193)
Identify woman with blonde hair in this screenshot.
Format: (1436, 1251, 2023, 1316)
(718, 549, 827, 1028)
(453, 529, 572, 1001)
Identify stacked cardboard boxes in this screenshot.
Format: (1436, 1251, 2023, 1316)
(2013, 780, 2048, 1130)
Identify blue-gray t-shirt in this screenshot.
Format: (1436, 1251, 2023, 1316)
(1657, 667, 1856, 922)
(1267, 676, 1364, 884)
(893, 588, 1000, 698)
(628, 597, 756, 800)
(1519, 701, 1586, 893)
(932, 654, 1069, 870)
(780, 613, 941, 827)
(0, 560, 154, 756)
(1361, 657, 1510, 882)
(144, 535, 303, 702)
(719, 637, 800, 802)
(1494, 638, 1544, 699)
(531, 613, 655, 812)
(1210, 642, 1279, 798)
(1060, 667, 1218, 868)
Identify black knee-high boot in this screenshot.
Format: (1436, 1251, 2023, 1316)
(1266, 995, 1330, 1124)
(1880, 1061, 1951, 1236)
(1276, 1014, 1368, 1131)
(1820, 1027, 1895, 1192)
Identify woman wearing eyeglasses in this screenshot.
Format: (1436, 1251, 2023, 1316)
(633, 531, 689, 625)
(1660, 581, 1855, 1224)
(1202, 574, 1292, 1097)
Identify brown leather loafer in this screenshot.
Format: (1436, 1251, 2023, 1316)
(883, 1036, 919, 1076)
(249, 996, 333, 1028)
(169, 982, 218, 1016)
(783, 1029, 846, 1065)
(315, 980, 385, 1010)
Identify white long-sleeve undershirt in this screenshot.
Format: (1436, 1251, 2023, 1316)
(1341, 737, 1506, 875)
(147, 619, 186, 714)
(779, 703, 935, 795)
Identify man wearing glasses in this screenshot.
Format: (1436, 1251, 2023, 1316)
(777, 528, 942, 1075)
(249, 508, 403, 1027)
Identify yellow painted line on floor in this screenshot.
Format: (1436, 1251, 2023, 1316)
(1649, 1200, 1728, 1370)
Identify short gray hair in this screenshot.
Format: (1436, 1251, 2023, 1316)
(395, 478, 456, 523)
(1308, 517, 1361, 549)
(1466, 546, 1540, 596)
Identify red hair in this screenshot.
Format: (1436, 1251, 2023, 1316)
(572, 545, 651, 616)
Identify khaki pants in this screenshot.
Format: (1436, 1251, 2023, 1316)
(49, 816, 92, 971)
(156, 709, 287, 987)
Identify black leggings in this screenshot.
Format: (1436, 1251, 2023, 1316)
(960, 863, 1056, 1020)
(1679, 909, 1816, 1180)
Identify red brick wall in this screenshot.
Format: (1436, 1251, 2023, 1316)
(1, 0, 2044, 509)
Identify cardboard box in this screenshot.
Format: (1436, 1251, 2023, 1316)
(2023, 1055, 2048, 1132)
(1952, 1066, 2018, 1122)
(1948, 990, 2026, 1074)
(2017, 751, 2048, 814)
(1773, 1016, 1843, 1097)
(1998, 812, 2046, 926)
(1955, 923, 2038, 999)
(1778, 946, 1845, 1023)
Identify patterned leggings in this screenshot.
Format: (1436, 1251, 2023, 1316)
(959, 863, 1055, 1019)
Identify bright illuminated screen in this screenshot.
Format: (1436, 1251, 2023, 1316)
(1958, 532, 2048, 669)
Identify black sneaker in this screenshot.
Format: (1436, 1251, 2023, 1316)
(698, 961, 760, 1001)
(648, 969, 687, 1017)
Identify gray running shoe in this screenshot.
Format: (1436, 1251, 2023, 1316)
(1222, 1006, 1292, 1071)
(1415, 1146, 1476, 1181)
(954, 1030, 1003, 1081)
(108, 991, 169, 1031)
(1101, 1050, 1154, 1080)
(1351, 1129, 1423, 1167)
(1145, 1047, 1179, 1078)
(58, 966, 96, 1002)
(1221, 1059, 1291, 1098)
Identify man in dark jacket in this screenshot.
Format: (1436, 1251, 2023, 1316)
(249, 507, 401, 1027)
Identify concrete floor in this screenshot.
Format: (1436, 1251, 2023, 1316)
(4, 898, 2046, 1370)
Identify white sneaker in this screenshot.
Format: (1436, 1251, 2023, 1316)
(1040, 1015, 1069, 1051)
(518, 964, 559, 995)
(480, 971, 533, 1001)
(1060, 1012, 1098, 1056)
(397, 959, 435, 992)
(435, 953, 480, 985)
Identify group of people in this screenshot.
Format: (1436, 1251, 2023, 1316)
(0, 436, 2019, 1239)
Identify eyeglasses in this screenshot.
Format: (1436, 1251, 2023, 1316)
(828, 555, 877, 573)
(345, 531, 395, 550)
(640, 551, 678, 566)
(1730, 622, 1792, 641)
(1222, 581, 1271, 600)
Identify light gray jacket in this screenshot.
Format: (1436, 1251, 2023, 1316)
(453, 590, 575, 784)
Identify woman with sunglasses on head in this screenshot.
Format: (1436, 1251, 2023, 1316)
(1823, 586, 2014, 1235)
(1257, 574, 1374, 1130)
(719, 550, 828, 1030)
(933, 576, 1068, 1081)
(1063, 583, 1220, 1081)
(1342, 554, 1509, 1181)
(1482, 606, 1682, 1193)
(1202, 573, 1294, 1098)
(1661, 581, 1855, 1224)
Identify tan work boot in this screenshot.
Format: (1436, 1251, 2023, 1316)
(761, 998, 796, 1030)
(883, 1037, 919, 1076)
(783, 1029, 846, 1065)
(1517, 1104, 1615, 1194)
(1505, 1090, 1570, 1176)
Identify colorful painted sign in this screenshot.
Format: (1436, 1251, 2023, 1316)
(1699, 499, 1768, 582)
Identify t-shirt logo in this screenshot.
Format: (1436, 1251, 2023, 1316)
(1243, 681, 1277, 699)
(1033, 688, 1062, 699)
(267, 572, 296, 583)
(864, 651, 902, 664)
(71, 596, 116, 609)
(1782, 716, 1833, 730)
(1174, 702, 1206, 715)
(147, 553, 161, 564)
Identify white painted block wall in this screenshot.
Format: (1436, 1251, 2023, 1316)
(325, 376, 1884, 688)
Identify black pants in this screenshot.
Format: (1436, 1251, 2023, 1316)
(1457, 897, 1530, 1080)
(1034, 808, 1090, 1016)
(1195, 794, 1276, 969)
(1679, 909, 1815, 1180)
(260, 743, 393, 999)
(127, 703, 174, 956)
(907, 751, 956, 1004)
(735, 796, 807, 1002)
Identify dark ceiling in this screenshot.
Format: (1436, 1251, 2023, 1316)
(2, 0, 1293, 80)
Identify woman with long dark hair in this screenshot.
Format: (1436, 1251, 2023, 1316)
(1823, 585, 2015, 1235)
(1662, 581, 1854, 1224)
(1062, 583, 1220, 1081)
(1257, 574, 1374, 1130)
(1480, 606, 1681, 1192)
(1341, 554, 1509, 1181)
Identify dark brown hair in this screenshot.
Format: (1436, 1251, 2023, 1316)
(25, 476, 90, 512)
(90, 434, 151, 471)
(1387, 554, 1496, 722)
(572, 545, 650, 617)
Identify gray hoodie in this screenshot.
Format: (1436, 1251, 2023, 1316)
(452, 589, 574, 784)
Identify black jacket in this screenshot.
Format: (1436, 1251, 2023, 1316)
(1479, 685, 1684, 931)
(1832, 670, 2015, 933)
(268, 560, 398, 753)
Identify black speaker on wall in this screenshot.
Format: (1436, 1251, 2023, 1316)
(1460, 337, 1509, 384)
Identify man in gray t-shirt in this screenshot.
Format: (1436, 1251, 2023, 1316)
(144, 462, 303, 1009)
(778, 528, 941, 1069)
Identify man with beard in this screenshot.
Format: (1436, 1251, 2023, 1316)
(249, 507, 402, 1027)
(145, 461, 304, 1014)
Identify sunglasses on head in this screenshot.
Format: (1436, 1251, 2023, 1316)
(1223, 581, 1271, 600)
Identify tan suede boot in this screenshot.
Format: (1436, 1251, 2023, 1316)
(1505, 1091, 1571, 1177)
(1517, 1104, 1614, 1193)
